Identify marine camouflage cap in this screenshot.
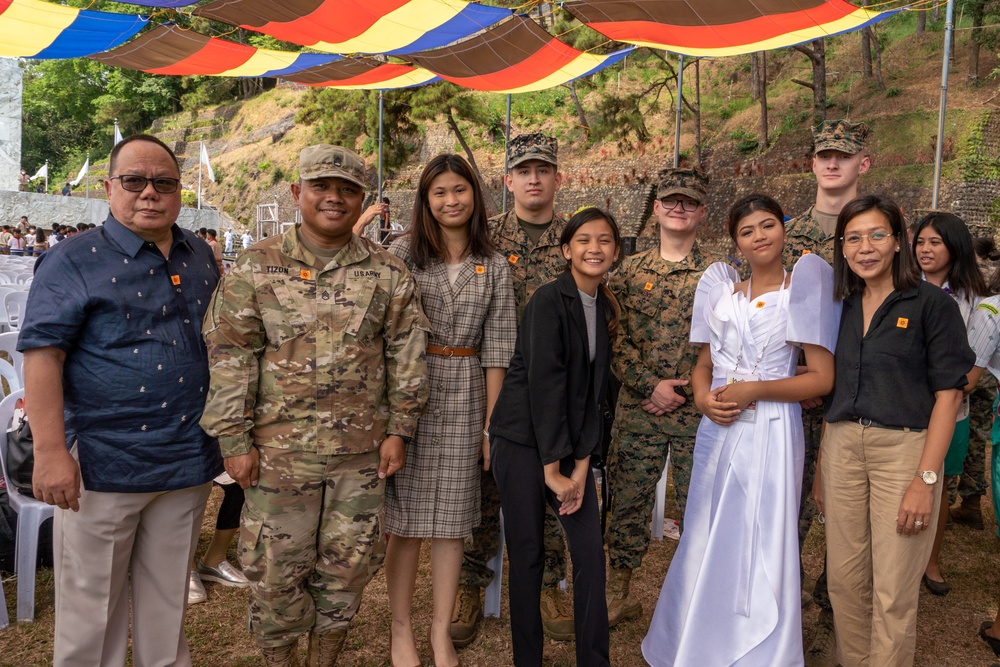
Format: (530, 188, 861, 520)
(656, 167, 709, 203)
(507, 133, 558, 169)
(812, 119, 869, 155)
(299, 144, 367, 188)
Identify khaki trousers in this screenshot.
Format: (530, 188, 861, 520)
(821, 421, 939, 667)
(53, 482, 212, 667)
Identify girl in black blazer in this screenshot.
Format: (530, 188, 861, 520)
(489, 207, 620, 667)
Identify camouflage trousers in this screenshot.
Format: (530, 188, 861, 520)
(241, 447, 386, 648)
(605, 428, 694, 571)
(797, 406, 831, 611)
(462, 467, 567, 589)
(954, 377, 996, 502)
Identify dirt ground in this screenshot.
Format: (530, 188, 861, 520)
(2, 465, 1000, 667)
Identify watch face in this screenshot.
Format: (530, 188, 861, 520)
(921, 470, 938, 485)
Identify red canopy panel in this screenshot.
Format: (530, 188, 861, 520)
(565, 0, 894, 56)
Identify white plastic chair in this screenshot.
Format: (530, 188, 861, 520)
(484, 512, 505, 618)
(0, 389, 54, 621)
(0, 332, 24, 383)
(4, 292, 28, 331)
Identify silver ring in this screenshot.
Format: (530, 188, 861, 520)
(914, 520, 924, 527)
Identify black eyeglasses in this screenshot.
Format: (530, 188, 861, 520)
(112, 175, 180, 194)
(659, 197, 701, 212)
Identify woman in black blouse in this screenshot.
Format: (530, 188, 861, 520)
(488, 207, 619, 667)
(816, 195, 974, 666)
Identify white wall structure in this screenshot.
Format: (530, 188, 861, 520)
(0, 191, 226, 232)
(0, 58, 23, 193)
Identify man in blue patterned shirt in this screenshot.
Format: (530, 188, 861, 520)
(18, 135, 223, 667)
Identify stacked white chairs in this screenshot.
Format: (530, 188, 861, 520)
(0, 332, 24, 384)
(4, 292, 28, 331)
(0, 389, 54, 622)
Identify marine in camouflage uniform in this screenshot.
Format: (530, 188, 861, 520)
(604, 167, 725, 626)
(200, 145, 429, 667)
(454, 132, 576, 645)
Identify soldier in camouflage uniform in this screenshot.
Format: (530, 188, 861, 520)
(604, 167, 726, 626)
(451, 133, 577, 645)
(786, 119, 870, 667)
(200, 145, 429, 667)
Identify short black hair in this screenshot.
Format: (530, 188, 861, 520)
(109, 134, 180, 176)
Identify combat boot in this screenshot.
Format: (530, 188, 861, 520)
(952, 494, 985, 530)
(805, 608, 837, 667)
(306, 629, 347, 667)
(540, 586, 574, 641)
(449, 584, 483, 647)
(261, 642, 299, 667)
(606, 568, 642, 627)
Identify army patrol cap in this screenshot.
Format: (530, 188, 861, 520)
(507, 133, 558, 169)
(812, 119, 869, 155)
(656, 167, 708, 203)
(299, 144, 367, 188)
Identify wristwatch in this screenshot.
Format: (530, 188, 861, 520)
(916, 470, 938, 485)
(390, 434, 412, 446)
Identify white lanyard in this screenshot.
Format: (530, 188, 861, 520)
(732, 271, 787, 375)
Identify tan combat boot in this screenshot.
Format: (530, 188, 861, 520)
(261, 643, 299, 667)
(606, 568, 642, 628)
(540, 586, 574, 641)
(306, 629, 347, 667)
(449, 584, 483, 647)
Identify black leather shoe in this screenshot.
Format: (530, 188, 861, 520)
(980, 621, 1000, 657)
(922, 574, 950, 596)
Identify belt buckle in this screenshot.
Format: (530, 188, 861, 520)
(857, 417, 873, 427)
(445, 347, 455, 357)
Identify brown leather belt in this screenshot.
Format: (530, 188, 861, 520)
(427, 345, 478, 357)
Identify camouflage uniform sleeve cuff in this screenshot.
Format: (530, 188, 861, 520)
(219, 434, 254, 458)
(386, 418, 418, 440)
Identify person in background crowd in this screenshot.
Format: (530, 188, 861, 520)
(240, 230, 253, 250)
(61, 182, 71, 197)
(10, 229, 25, 256)
(17, 216, 30, 235)
(384, 154, 516, 667)
(643, 194, 838, 666)
(20, 134, 222, 666)
(818, 195, 973, 666)
(33, 227, 47, 256)
(18, 168, 30, 191)
(604, 167, 725, 627)
(911, 212, 989, 597)
(353, 198, 390, 240)
(48, 224, 64, 247)
(205, 229, 224, 276)
(223, 229, 234, 254)
(0, 226, 12, 256)
(490, 206, 620, 667)
(451, 132, 575, 647)
(200, 144, 429, 667)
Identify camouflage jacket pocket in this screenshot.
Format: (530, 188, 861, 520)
(264, 279, 316, 350)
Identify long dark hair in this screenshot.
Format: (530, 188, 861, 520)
(726, 194, 785, 241)
(407, 154, 493, 270)
(560, 206, 622, 338)
(912, 212, 988, 299)
(833, 195, 920, 299)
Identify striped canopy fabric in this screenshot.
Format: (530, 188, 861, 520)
(90, 24, 438, 89)
(90, 25, 340, 78)
(404, 16, 633, 94)
(564, 0, 896, 57)
(0, 0, 146, 59)
(193, 0, 511, 55)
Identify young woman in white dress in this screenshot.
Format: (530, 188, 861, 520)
(642, 194, 839, 666)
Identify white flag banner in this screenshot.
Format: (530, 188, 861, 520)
(69, 157, 89, 187)
(200, 142, 215, 183)
(114, 122, 123, 146)
(30, 163, 47, 180)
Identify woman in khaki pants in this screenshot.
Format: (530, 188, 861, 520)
(816, 195, 974, 667)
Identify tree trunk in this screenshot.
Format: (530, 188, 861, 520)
(750, 53, 760, 101)
(445, 108, 497, 210)
(793, 39, 827, 125)
(969, 0, 987, 84)
(759, 52, 768, 151)
(932, 4, 940, 22)
(568, 81, 590, 133)
(872, 27, 885, 90)
(916, 9, 926, 34)
(695, 59, 702, 166)
(861, 31, 873, 79)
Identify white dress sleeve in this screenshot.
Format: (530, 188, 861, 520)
(690, 262, 739, 344)
(786, 253, 842, 354)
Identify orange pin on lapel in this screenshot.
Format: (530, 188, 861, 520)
(300, 269, 312, 280)
(170, 275, 181, 285)
(896, 317, 909, 329)
(508, 254, 519, 264)
(644, 282, 654, 291)
(475, 265, 485, 275)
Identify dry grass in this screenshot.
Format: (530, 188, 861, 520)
(2, 466, 1000, 666)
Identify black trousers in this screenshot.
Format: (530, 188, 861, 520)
(492, 436, 610, 667)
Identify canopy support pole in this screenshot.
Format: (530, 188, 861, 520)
(378, 90, 384, 205)
(198, 141, 203, 210)
(674, 54, 684, 168)
(503, 93, 512, 213)
(932, 0, 955, 209)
